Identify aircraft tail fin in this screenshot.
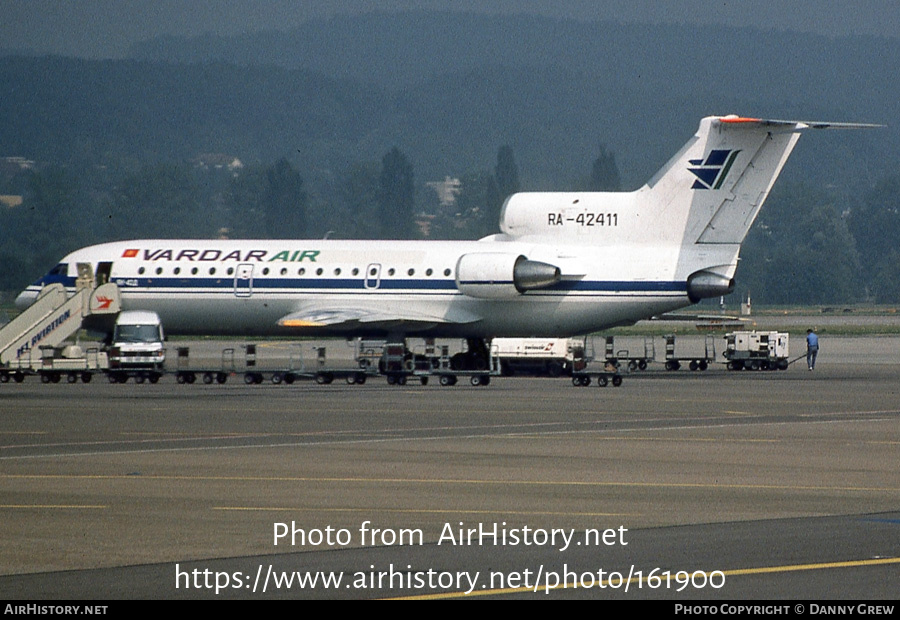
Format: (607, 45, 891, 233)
(643, 116, 880, 247)
(500, 116, 878, 249)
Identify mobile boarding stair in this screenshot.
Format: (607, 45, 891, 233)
(0, 267, 121, 382)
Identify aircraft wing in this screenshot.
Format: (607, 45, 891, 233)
(651, 313, 750, 322)
(277, 304, 481, 331)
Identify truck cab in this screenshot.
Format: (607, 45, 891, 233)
(107, 310, 166, 383)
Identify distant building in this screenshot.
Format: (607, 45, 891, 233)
(0, 195, 23, 208)
(426, 176, 461, 207)
(192, 153, 244, 172)
(415, 213, 436, 237)
(0, 157, 36, 178)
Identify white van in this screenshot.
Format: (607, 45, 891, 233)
(107, 310, 166, 382)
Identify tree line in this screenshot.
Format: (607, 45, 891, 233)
(1, 146, 898, 305)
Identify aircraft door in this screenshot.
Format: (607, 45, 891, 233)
(364, 263, 381, 290)
(96, 262, 113, 286)
(234, 263, 254, 297)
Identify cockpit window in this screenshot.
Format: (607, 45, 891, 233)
(48, 263, 68, 276)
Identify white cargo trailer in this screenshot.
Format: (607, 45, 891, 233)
(723, 331, 790, 370)
(491, 338, 588, 376)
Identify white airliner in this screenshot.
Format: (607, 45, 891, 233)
(16, 116, 872, 357)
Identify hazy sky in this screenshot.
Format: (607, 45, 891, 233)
(3, 0, 899, 58)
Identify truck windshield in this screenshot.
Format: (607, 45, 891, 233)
(114, 325, 161, 343)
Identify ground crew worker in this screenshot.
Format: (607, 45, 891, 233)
(806, 329, 819, 370)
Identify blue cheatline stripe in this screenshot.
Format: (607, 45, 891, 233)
(130, 277, 686, 293)
(35, 276, 688, 295)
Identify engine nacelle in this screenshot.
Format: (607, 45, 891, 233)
(456, 253, 561, 299)
(686, 269, 735, 302)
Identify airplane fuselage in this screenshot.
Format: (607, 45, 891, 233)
(18, 238, 692, 338)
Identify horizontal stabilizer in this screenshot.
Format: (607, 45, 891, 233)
(716, 116, 883, 130)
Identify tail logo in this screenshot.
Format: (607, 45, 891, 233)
(688, 149, 741, 190)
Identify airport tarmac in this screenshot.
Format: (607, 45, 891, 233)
(0, 335, 898, 599)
